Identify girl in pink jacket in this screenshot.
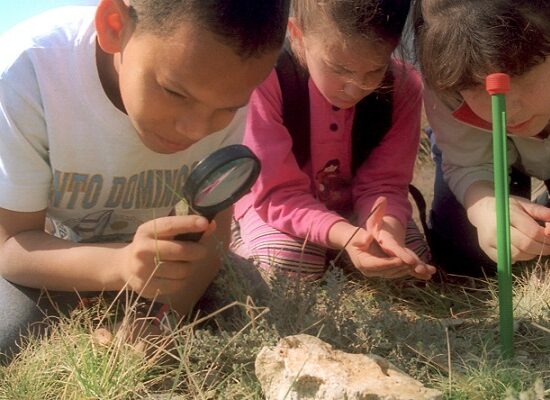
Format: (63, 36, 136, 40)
(232, 0, 435, 281)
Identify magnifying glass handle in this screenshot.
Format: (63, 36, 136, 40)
(167, 205, 205, 242)
(174, 231, 204, 242)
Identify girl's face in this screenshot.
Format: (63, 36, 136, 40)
(460, 57, 550, 138)
(291, 21, 394, 109)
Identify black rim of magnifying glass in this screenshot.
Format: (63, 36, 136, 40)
(182, 144, 261, 219)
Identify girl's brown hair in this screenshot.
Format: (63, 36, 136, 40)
(292, 0, 412, 45)
(414, 0, 550, 97)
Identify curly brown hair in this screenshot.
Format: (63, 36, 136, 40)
(414, 0, 550, 97)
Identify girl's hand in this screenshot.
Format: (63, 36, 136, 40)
(373, 216, 436, 280)
(468, 195, 550, 262)
(116, 215, 214, 301)
(346, 232, 414, 278)
(346, 229, 435, 279)
(328, 199, 409, 278)
(345, 197, 435, 280)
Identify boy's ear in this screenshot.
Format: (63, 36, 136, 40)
(95, 0, 132, 54)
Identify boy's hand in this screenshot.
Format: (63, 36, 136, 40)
(118, 215, 214, 300)
(468, 195, 550, 262)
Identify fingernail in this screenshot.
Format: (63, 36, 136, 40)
(195, 216, 208, 227)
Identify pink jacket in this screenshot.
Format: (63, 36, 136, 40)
(234, 62, 423, 247)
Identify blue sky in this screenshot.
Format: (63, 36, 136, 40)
(1, 1, 98, 34)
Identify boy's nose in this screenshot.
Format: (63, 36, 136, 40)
(505, 99, 524, 124)
(175, 116, 211, 142)
(504, 85, 527, 119)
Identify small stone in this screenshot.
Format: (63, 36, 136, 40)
(92, 328, 113, 347)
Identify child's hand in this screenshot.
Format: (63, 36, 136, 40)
(345, 198, 435, 280)
(345, 233, 416, 278)
(117, 215, 213, 300)
(348, 228, 435, 280)
(468, 195, 550, 262)
(374, 228, 436, 280)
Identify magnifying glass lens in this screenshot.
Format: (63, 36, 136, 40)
(174, 144, 260, 242)
(194, 158, 257, 207)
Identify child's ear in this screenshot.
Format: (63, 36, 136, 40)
(95, 0, 132, 54)
(287, 17, 304, 44)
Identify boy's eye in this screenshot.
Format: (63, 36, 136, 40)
(219, 105, 244, 114)
(163, 87, 187, 99)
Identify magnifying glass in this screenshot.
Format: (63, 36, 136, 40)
(174, 144, 261, 241)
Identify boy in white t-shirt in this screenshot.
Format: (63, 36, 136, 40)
(0, 0, 289, 361)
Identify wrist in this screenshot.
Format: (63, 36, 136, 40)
(466, 195, 494, 228)
(100, 244, 129, 291)
(464, 181, 495, 227)
(327, 220, 358, 249)
(380, 215, 406, 244)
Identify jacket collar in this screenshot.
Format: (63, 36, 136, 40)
(452, 101, 492, 132)
(452, 100, 550, 140)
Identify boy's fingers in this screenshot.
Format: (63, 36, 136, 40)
(138, 215, 210, 239)
(202, 219, 217, 238)
(519, 199, 550, 223)
(510, 213, 546, 243)
(511, 200, 550, 243)
(154, 240, 208, 262)
(152, 260, 196, 281)
(510, 226, 550, 257)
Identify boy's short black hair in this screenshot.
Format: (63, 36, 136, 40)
(128, 0, 291, 58)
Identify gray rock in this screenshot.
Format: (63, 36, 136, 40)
(255, 334, 442, 400)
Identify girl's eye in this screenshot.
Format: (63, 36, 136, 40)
(324, 61, 349, 75)
(364, 67, 386, 78)
(330, 66, 350, 75)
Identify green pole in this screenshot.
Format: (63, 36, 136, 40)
(486, 73, 514, 359)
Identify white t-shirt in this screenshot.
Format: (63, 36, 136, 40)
(0, 7, 246, 243)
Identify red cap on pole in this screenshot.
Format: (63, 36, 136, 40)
(486, 73, 510, 95)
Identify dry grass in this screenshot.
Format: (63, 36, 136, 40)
(1, 254, 548, 399)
